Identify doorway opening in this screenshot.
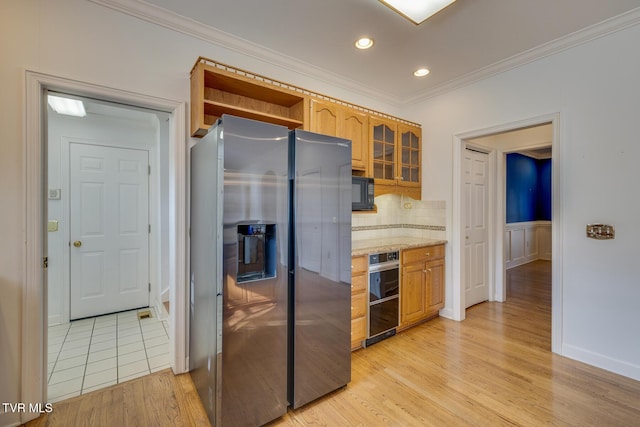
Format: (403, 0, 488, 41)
(46, 93, 172, 400)
(23, 71, 188, 418)
(452, 114, 562, 354)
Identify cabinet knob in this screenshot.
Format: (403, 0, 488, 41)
(425, 252, 430, 256)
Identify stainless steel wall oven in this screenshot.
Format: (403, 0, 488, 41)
(366, 250, 399, 345)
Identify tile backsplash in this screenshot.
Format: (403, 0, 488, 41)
(352, 194, 446, 241)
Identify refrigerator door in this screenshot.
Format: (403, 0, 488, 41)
(189, 122, 223, 426)
(220, 115, 290, 427)
(289, 130, 352, 409)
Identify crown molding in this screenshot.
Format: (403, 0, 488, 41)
(89, 1, 640, 107)
(88, 0, 403, 106)
(407, 6, 640, 103)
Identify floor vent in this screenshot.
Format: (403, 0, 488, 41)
(138, 309, 152, 320)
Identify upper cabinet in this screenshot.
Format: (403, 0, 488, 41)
(370, 117, 397, 185)
(190, 57, 420, 196)
(370, 118, 422, 199)
(310, 99, 369, 173)
(398, 124, 421, 188)
(190, 58, 306, 137)
(341, 108, 369, 173)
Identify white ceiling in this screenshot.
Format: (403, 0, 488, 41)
(105, 0, 640, 104)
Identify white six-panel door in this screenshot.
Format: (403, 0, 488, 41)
(464, 148, 489, 308)
(70, 143, 149, 319)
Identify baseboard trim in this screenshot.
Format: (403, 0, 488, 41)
(47, 314, 64, 326)
(562, 343, 640, 381)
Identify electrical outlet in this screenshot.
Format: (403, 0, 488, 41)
(404, 202, 412, 209)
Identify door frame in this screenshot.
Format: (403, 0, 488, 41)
(23, 71, 188, 419)
(451, 112, 562, 354)
(65, 139, 152, 321)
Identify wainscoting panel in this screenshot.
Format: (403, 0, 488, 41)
(505, 221, 551, 269)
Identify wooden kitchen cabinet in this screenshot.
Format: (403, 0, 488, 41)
(370, 118, 421, 200)
(351, 255, 368, 350)
(190, 58, 306, 137)
(398, 123, 421, 190)
(399, 244, 445, 330)
(190, 58, 420, 184)
(310, 99, 369, 173)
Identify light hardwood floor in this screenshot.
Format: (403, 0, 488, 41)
(26, 260, 640, 426)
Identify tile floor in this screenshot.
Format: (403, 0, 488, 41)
(47, 308, 170, 403)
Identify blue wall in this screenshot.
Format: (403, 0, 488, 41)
(506, 153, 551, 223)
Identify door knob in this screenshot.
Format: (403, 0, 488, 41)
(73, 240, 82, 247)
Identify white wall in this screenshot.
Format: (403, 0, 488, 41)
(47, 107, 162, 325)
(0, 1, 394, 425)
(403, 23, 640, 379)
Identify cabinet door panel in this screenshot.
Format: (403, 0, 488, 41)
(401, 263, 426, 326)
(310, 99, 338, 136)
(426, 259, 445, 313)
(341, 108, 368, 172)
(398, 124, 421, 187)
(370, 118, 397, 185)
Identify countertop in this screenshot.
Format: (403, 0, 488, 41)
(352, 237, 447, 256)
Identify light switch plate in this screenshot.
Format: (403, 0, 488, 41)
(586, 224, 614, 240)
(48, 189, 61, 200)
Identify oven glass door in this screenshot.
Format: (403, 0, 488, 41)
(369, 267, 399, 302)
(369, 297, 399, 337)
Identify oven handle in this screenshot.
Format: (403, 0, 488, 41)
(368, 261, 400, 273)
(370, 294, 399, 305)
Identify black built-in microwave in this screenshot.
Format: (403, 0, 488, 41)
(352, 176, 374, 211)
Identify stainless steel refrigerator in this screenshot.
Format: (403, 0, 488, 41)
(190, 115, 352, 427)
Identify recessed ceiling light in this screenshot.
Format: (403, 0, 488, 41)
(414, 68, 430, 77)
(47, 95, 87, 117)
(380, 0, 457, 25)
(355, 37, 374, 50)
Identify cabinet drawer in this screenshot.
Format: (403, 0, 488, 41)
(351, 255, 368, 274)
(402, 244, 444, 265)
(351, 273, 367, 293)
(351, 291, 367, 319)
(351, 317, 366, 349)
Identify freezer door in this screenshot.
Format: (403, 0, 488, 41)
(220, 115, 290, 427)
(189, 122, 223, 425)
(290, 130, 352, 409)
